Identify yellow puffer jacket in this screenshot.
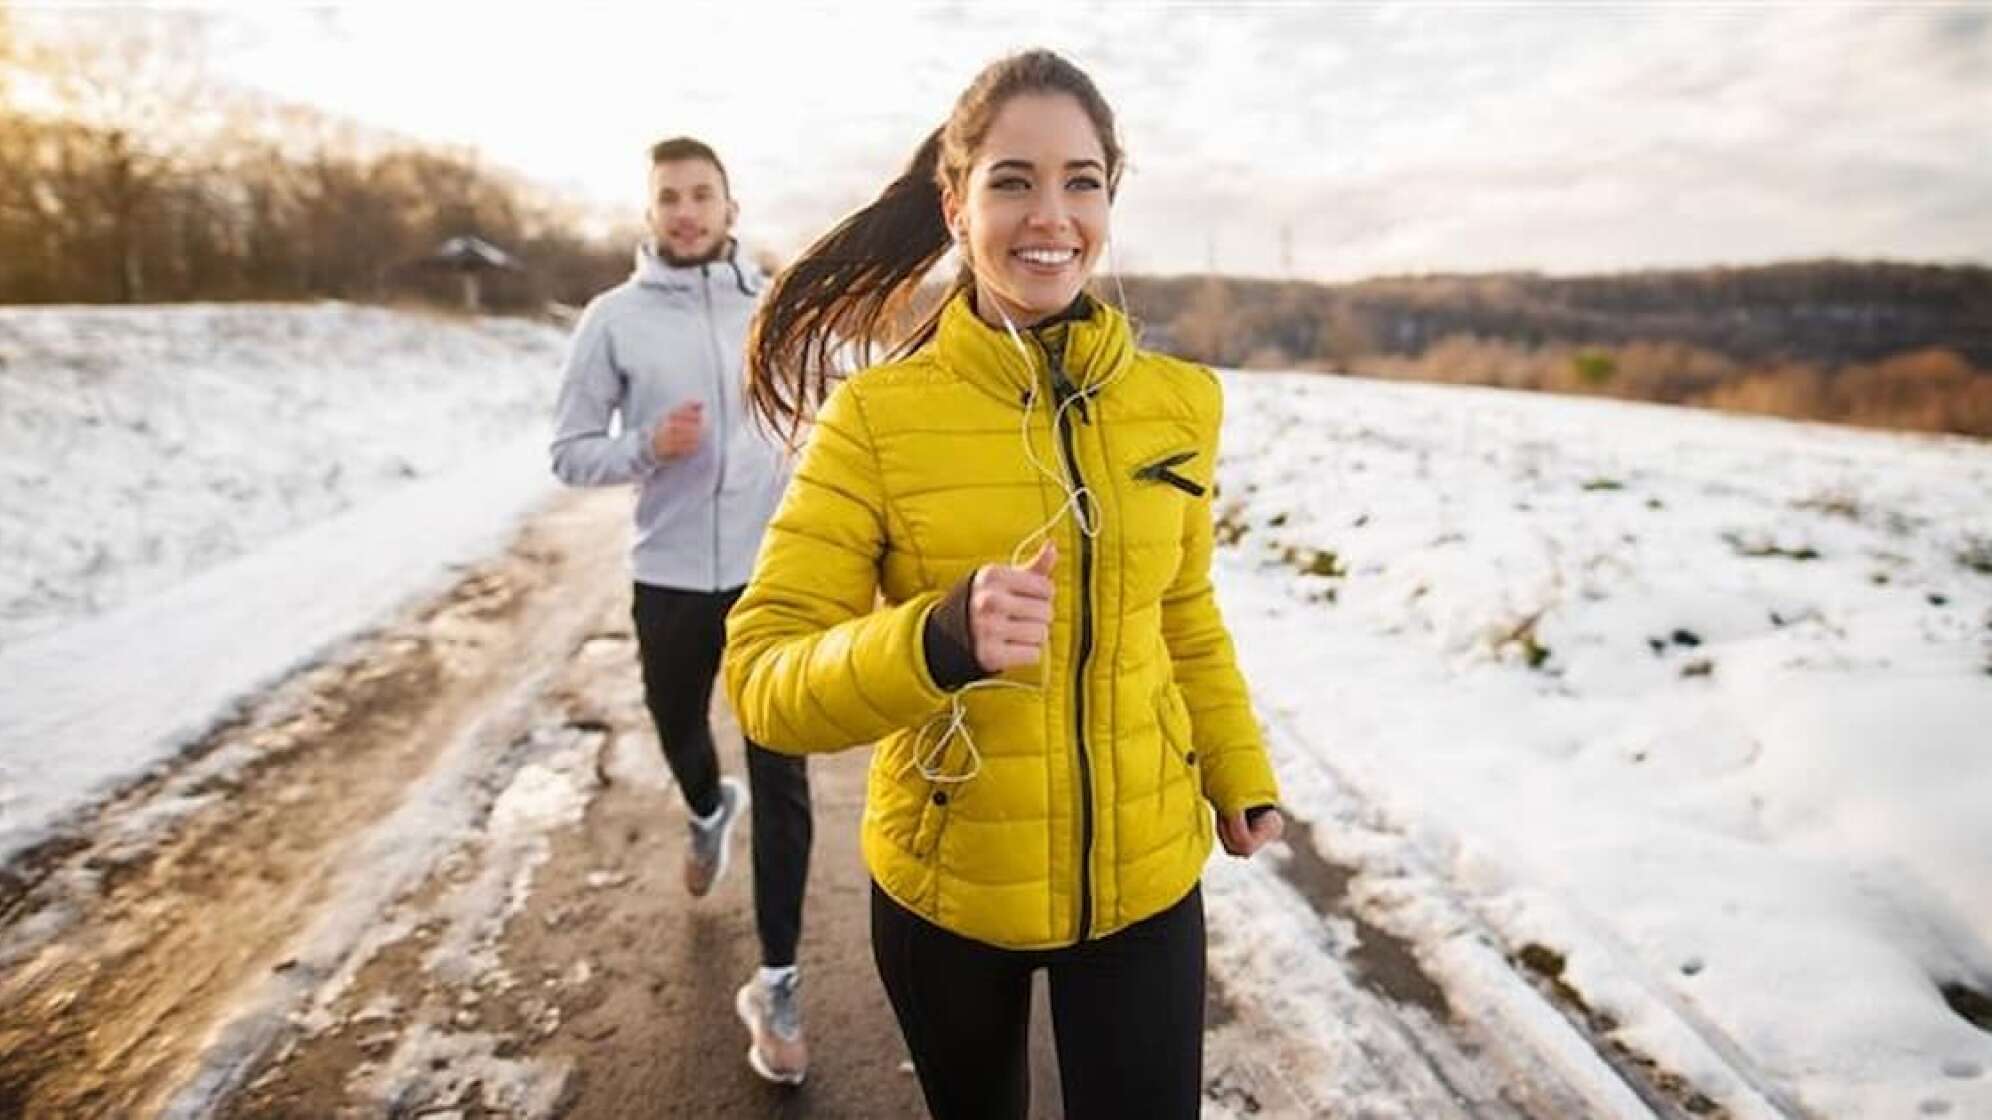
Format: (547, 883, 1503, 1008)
(724, 291, 1278, 950)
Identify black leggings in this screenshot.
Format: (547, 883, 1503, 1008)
(632, 582, 812, 967)
(870, 882, 1205, 1120)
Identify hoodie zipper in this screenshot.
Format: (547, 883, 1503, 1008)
(699, 264, 728, 588)
(1039, 332, 1097, 943)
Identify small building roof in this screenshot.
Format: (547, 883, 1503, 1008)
(424, 235, 523, 272)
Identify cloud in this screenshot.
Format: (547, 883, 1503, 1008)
(198, 2, 1992, 277)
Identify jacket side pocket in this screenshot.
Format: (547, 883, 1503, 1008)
(911, 785, 953, 859)
(1154, 685, 1198, 772)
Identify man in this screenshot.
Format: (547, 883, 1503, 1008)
(549, 136, 810, 1086)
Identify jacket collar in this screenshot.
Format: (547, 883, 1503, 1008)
(630, 238, 762, 296)
(931, 288, 1136, 409)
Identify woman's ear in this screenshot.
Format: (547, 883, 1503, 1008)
(940, 188, 964, 242)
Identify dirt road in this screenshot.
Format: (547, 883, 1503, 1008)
(0, 490, 1030, 1118)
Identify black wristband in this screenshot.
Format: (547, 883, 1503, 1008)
(922, 570, 987, 691)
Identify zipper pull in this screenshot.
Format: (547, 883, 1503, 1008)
(1047, 353, 1089, 424)
(1154, 467, 1203, 496)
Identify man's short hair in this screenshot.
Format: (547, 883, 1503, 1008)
(649, 136, 730, 196)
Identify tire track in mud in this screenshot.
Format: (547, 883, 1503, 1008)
(0, 491, 627, 1117)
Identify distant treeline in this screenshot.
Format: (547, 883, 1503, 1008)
(0, 11, 630, 311)
(1122, 264, 1992, 366)
(0, 109, 630, 310)
(1117, 266, 1992, 437)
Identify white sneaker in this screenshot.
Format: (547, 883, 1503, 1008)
(683, 776, 745, 898)
(735, 970, 808, 1085)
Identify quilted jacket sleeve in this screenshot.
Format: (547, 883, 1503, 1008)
(724, 380, 950, 753)
(1160, 368, 1281, 815)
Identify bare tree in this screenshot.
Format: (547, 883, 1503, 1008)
(11, 8, 219, 300)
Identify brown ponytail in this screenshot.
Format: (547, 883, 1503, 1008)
(743, 129, 961, 446)
(745, 49, 1124, 447)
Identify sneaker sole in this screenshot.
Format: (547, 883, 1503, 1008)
(735, 984, 806, 1086)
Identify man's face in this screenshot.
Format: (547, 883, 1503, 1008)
(646, 158, 734, 261)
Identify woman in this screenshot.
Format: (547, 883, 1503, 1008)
(724, 48, 1283, 1118)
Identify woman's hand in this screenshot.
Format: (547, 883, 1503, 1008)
(969, 541, 1056, 671)
(1218, 804, 1284, 857)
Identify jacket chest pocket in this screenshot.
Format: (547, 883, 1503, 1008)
(1125, 448, 1208, 586)
(1133, 450, 1207, 498)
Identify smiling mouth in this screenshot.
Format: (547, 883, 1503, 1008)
(1014, 247, 1079, 267)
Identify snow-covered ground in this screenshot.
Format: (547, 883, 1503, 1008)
(0, 303, 567, 647)
(1211, 371, 1992, 1118)
(3, 301, 1989, 1116)
(0, 304, 569, 862)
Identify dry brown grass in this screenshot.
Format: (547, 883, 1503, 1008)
(1350, 336, 1990, 438)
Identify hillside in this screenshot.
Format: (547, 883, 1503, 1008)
(1119, 261, 1992, 436)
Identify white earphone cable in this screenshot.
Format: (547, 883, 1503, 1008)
(913, 238, 1140, 787)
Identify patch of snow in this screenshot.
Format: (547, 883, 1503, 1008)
(1212, 370, 1992, 1116)
(345, 1022, 572, 1118)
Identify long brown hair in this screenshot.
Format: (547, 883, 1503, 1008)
(745, 49, 1125, 446)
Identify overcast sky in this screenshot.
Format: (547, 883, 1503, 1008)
(42, 1, 1992, 279)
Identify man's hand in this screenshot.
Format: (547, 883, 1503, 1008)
(968, 541, 1056, 671)
(1217, 805, 1284, 857)
(650, 400, 705, 460)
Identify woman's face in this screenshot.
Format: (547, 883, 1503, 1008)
(948, 92, 1111, 329)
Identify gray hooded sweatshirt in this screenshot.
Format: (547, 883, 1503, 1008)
(549, 241, 788, 591)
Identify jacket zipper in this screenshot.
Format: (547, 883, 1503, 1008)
(699, 265, 728, 589)
(1041, 335, 1097, 942)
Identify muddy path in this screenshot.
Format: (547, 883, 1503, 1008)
(1, 491, 992, 1119)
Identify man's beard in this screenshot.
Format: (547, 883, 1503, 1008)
(656, 234, 730, 268)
